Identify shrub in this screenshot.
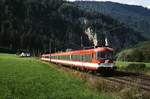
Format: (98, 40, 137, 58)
(126, 63, 146, 70)
(117, 49, 144, 62)
(117, 41, 150, 62)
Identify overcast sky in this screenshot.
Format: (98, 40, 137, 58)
(68, 0, 150, 8)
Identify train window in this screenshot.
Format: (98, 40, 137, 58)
(67, 55, 70, 60)
(97, 51, 113, 60)
(82, 54, 92, 62)
(70, 54, 92, 62)
(79, 55, 82, 61)
(65, 55, 67, 60)
(76, 55, 78, 61)
(72, 55, 74, 60)
(70, 54, 83, 61)
(77, 55, 80, 61)
(72, 55, 76, 61)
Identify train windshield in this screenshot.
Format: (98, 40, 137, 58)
(97, 51, 113, 60)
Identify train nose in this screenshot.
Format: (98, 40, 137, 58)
(104, 60, 109, 63)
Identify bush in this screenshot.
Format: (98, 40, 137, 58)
(117, 49, 143, 62)
(126, 63, 146, 70)
(0, 47, 15, 54)
(117, 41, 150, 62)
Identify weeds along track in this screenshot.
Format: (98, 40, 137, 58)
(103, 76, 150, 91)
(68, 67, 150, 92)
(101, 71, 150, 92)
(45, 62, 150, 92)
(90, 71, 150, 92)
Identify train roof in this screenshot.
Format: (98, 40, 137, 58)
(42, 47, 114, 56)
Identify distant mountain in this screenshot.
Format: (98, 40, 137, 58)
(0, 0, 146, 54)
(74, 1, 150, 38)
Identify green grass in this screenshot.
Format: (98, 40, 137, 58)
(115, 61, 150, 74)
(0, 53, 111, 99)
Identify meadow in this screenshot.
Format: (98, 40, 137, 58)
(1, 53, 150, 99)
(0, 53, 110, 99)
(115, 61, 150, 75)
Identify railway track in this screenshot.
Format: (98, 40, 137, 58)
(45, 62, 150, 92)
(98, 71, 150, 92)
(104, 76, 150, 91)
(79, 70, 150, 92)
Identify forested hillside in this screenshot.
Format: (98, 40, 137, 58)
(75, 1, 150, 38)
(0, 0, 146, 54)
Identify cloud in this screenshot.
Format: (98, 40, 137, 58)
(147, 5, 150, 8)
(69, 0, 150, 8)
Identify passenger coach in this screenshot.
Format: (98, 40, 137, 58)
(41, 47, 116, 72)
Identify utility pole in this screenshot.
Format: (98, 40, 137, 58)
(54, 38, 56, 53)
(81, 36, 83, 49)
(49, 38, 51, 53)
(49, 38, 51, 61)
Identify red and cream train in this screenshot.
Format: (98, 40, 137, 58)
(41, 47, 116, 72)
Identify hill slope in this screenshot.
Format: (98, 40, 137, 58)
(0, 0, 146, 53)
(75, 1, 150, 38)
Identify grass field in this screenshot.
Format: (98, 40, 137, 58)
(115, 61, 150, 75)
(0, 53, 111, 99)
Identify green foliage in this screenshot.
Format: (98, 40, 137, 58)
(117, 41, 150, 62)
(0, 0, 66, 53)
(0, 53, 111, 99)
(0, 47, 15, 53)
(116, 61, 150, 74)
(126, 63, 146, 70)
(117, 49, 143, 62)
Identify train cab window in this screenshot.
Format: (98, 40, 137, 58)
(52, 56, 54, 59)
(97, 51, 113, 60)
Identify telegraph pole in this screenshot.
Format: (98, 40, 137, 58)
(49, 38, 51, 53)
(49, 38, 51, 61)
(81, 36, 84, 49)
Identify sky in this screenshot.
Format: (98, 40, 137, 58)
(68, 0, 150, 8)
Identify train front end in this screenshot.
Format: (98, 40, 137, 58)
(95, 47, 116, 72)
